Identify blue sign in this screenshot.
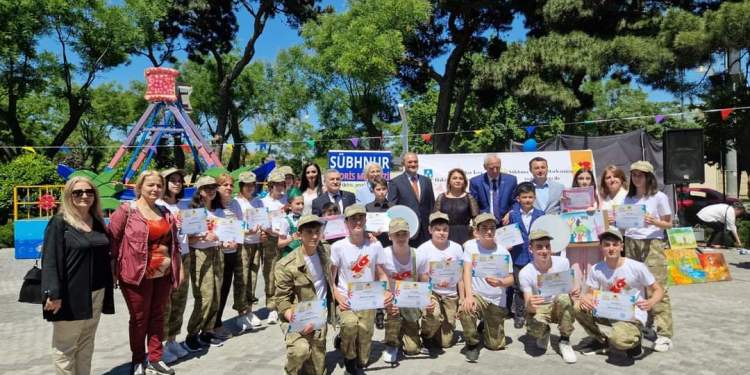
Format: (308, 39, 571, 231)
(14, 219, 50, 259)
(327, 150, 391, 181)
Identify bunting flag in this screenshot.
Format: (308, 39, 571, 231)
(350, 137, 360, 147)
(180, 143, 192, 153)
(655, 114, 666, 124)
(149, 145, 157, 155)
(21, 146, 36, 154)
(60, 146, 72, 154)
(305, 139, 316, 149)
(421, 133, 432, 143)
(258, 142, 268, 151)
(474, 129, 484, 136)
(720, 108, 734, 121)
(525, 125, 537, 136)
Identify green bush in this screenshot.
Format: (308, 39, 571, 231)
(0, 153, 62, 224)
(0, 221, 12, 248)
(738, 217, 750, 248)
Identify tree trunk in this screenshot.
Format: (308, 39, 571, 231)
(432, 34, 470, 154)
(173, 135, 185, 169)
(46, 100, 87, 159)
(228, 109, 243, 170)
(4, 95, 28, 147)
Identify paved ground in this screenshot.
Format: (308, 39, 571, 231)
(2, 247, 749, 375)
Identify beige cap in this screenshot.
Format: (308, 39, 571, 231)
(278, 165, 294, 177)
(529, 228, 554, 241)
(473, 213, 497, 228)
(344, 204, 367, 218)
(238, 171, 257, 184)
(429, 211, 450, 225)
(630, 160, 654, 174)
(298, 214, 324, 228)
(267, 170, 285, 183)
(194, 176, 217, 189)
(599, 227, 624, 241)
(388, 217, 410, 234)
(160, 167, 186, 179)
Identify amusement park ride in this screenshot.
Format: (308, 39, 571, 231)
(13, 68, 274, 259)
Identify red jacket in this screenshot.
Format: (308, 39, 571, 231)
(108, 202, 181, 288)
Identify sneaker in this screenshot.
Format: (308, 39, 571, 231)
(248, 312, 262, 327)
(198, 332, 224, 347)
(559, 340, 577, 364)
(626, 342, 645, 359)
(183, 335, 202, 352)
(383, 345, 399, 364)
(267, 310, 279, 324)
(213, 325, 233, 340)
(132, 362, 145, 375)
(147, 360, 175, 375)
(165, 340, 188, 359)
(237, 314, 253, 333)
(161, 347, 178, 364)
(513, 316, 525, 329)
(375, 309, 385, 330)
(461, 344, 480, 362)
(535, 328, 550, 351)
(653, 336, 672, 352)
(577, 338, 608, 356)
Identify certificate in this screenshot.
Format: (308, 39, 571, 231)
(323, 215, 348, 240)
(268, 210, 286, 234)
(614, 204, 646, 229)
(365, 212, 390, 233)
(347, 281, 387, 311)
(288, 299, 327, 332)
(592, 290, 637, 322)
(246, 207, 270, 229)
(561, 186, 595, 211)
(180, 208, 207, 235)
(495, 223, 524, 248)
(393, 281, 431, 309)
(214, 217, 243, 243)
(538, 269, 574, 298)
(470, 253, 510, 278)
(428, 260, 462, 288)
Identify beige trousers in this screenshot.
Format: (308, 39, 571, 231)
(51, 289, 104, 375)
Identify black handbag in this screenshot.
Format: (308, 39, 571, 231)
(18, 261, 44, 304)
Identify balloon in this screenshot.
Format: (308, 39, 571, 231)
(529, 215, 571, 254)
(386, 205, 420, 239)
(522, 138, 537, 152)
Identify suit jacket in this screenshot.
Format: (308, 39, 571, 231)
(469, 172, 517, 223)
(508, 207, 545, 266)
(533, 180, 565, 214)
(311, 190, 356, 216)
(387, 172, 435, 244)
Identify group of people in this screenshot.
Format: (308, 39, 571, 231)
(40, 152, 679, 375)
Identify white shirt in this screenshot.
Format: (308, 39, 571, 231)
(156, 199, 191, 255)
(520, 208, 534, 231)
(519, 256, 571, 295)
(327, 191, 345, 212)
(697, 204, 737, 234)
(304, 252, 328, 301)
(302, 189, 318, 215)
(623, 191, 672, 240)
(261, 194, 287, 212)
(330, 237, 385, 296)
(418, 239, 464, 297)
(382, 246, 429, 285)
(234, 196, 263, 244)
(586, 258, 656, 298)
(600, 188, 628, 211)
(463, 239, 511, 306)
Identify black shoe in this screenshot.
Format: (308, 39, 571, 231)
(513, 316, 525, 329)
(422, 337, 444, 358)
(344, 359, 358, 375)
(198, 332, 224, 347)
(577, 338, 608, 356)
(183, 334, 202, 352)
(375, 309, 385, 330)
(477, 320, 485, 334)
(147, 360, 175, 375)
(461, 344, 480, 362)
(626, 342, 645, 359)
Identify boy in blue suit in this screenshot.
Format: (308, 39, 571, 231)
(507, 182, 545, 328)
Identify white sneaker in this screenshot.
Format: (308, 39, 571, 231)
(536, 329, 550, 351)
(161, 347, 178, 364)
(383, 345, 399, 364)
(238, 314, 253, 332)
(559, 340, 578, 364)
(267, 310, 279, 324)
(248, 312, 262, 327)
(653, 336, 673, 352)
(165, 340, 188, 359)
(133, 362, 145, 375)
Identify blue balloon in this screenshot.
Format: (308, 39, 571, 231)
(522, 138, 537, 152)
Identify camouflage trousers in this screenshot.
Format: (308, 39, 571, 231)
(282, 323, 327, 375)
(339, 309, 376, 365)
(458, 294, 508, 350)
(383, 309, 421, 354)
(421, 293, 458, 348)
(186, 247, 223, 335)
(624, 238, 673, 338)
(262, 236, 280, 311)
(164, 253, 190, 338)
(525, 294, 575, 339)
(574, 304, 642, 350)
(244, 243, 262, 307)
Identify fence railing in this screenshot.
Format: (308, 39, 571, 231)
(13, 185, 65, 221)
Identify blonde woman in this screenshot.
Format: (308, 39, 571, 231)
(42, 176, 114, 375)
(109, 171, 182, 375)
(355, 162, 383, 205)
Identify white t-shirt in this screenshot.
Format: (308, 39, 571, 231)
(518, 256, 571, 295)
(600, 188, 628, 211)
(586, 258, 656, 298)
(382, 246, 429, 285)
(330, 237, 386, 296)
(697, 204, 737, 233)
(623, 191, 672, 240)
(463, 239, 511, 306)
(234, 196, 264, 244)
(302, 189, 318, 215)
(418, 239, 464, 297)
(304, 252, 328, 301)
(261, 194, 287, 212)
(156, 198, 190, 255)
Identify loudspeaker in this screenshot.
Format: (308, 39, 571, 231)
(663, 128, 705, 184)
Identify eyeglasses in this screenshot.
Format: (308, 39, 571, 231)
(71, 189, 96, 198)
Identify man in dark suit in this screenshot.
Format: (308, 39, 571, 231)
(311, 169, 356, 216)
(469, 153, 517, 226)
(387, 152, 435, 246)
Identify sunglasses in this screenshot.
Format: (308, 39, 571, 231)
(71, 189, 96, 198)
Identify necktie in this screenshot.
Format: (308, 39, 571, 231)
(411, 175, 420, 201)
(490, 179, 497, 216)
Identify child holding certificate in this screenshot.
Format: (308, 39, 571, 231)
(507, 182, 545, 328)
(381, 218, 431, 364)
(233, 172, 264, 330)
(330, 204, 391, 374)
(279, 191, 305, 258)
(459, 213, 514, 362)
(364, 177, 392, 248)
(418, 212, 465, 352)
(622, 160, 674, 352)
(260, 170, 289, 325)
(575, 228, 665, 359)
(518, 229, 578, 364)
(274, 215, 336, 375)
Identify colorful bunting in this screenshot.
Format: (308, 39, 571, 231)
(655, 115, 666, 124)
(258, 142, 268, 151)
(180, 143, 192, 153)
(421, 133, 432, 143)
(720, 108, 734, 121)
(525, 125, 537, 136)
(305, 139, 316, 149)
(474, 129, 484, 136)
(350, 137, 360, 147)
(21, 146, 36, 154)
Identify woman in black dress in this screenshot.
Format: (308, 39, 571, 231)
(434, 168, 479, 245)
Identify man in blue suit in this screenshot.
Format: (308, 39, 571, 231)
(469, 153, 517, 226)
(529, 157, 564, 214)
(311, 169, 356, 216)
(388, 152, 434, 247)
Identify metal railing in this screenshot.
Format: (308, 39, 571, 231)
(13, 185, 65, 220)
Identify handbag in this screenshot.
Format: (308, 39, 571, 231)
(18, 260, 44, 304)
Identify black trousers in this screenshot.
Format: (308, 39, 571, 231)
(215, 251, 238, 328)
(696, 218, 727, 246)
